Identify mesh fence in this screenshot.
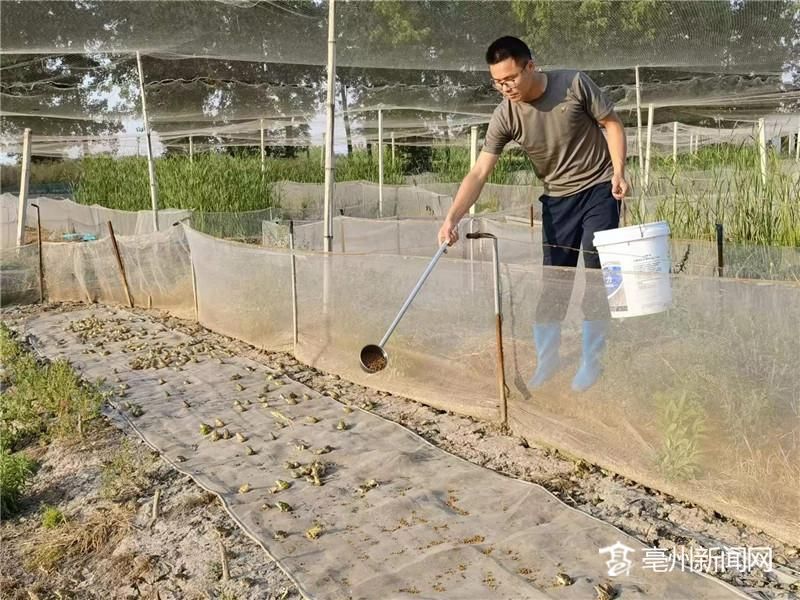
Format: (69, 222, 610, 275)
(3, 220, 797, 545)
(192, 227, 800, 545)
(0, 243, 40, 305)
(39, 225, 193, 319)
(0, 193, 192, 245)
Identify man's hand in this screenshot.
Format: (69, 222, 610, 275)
(438, 219, 459, 246)
(611, 172, 628, 201)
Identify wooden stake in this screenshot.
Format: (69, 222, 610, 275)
(148, 488, 161, 529)
(216, 530, 229, 581)
(32, 203, 44, 303)
(107, 221, 134, 308)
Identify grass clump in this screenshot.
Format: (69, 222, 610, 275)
(0, 449, 37, 515)
(101, 439, 151, 503)
(656, 388, 707, 481)
(41, 504, 67, 529)
(26, 504, 133, 571)
(0, 323, 104, 452)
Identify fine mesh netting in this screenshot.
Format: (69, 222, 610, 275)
(2, 1, 798, 156)
(3, 216, 796, 545)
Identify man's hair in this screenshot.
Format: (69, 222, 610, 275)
(485, 36, 533, 66)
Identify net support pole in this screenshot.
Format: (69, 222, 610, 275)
(136, 51, 159, 232)
(323, 0, 336, 253)
(189, 135, 194, 163)
(289, 221, 299, 350)
(644, 103, 654, 191)
(757, 118, 767, 187)
(634, 66, 644, 191)
(469, 126, 478, 216)
(260, 118, 266, 173)
(672, 121, 678, 164)
(391, 131, 396, 165)
(378, 108, 384, 218)
(15, 128, 32, 248)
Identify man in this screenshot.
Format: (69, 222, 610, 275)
(437, 36, 628, 392)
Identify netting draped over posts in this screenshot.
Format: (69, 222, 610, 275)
(2, 214, 798, 545)
(0, 193, 191, 245)
(1, 225, 194, 318)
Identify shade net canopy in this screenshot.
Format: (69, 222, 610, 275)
(2, 1, 798, 156)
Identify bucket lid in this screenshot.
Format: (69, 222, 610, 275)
(593, 221, 670, 247)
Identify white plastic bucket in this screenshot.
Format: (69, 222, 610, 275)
(593, 221, 672, 318)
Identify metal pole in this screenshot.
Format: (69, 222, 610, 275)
(470, 125, 478, 168)
(322, 0, 336, 253)
(289, 221, 299, 349)
(757, 118, 767, 187)
(796, 122, 800, 161)
(644, 103, 653, 191)
(15, 128, 32, 247)
(378, 108, 384, 218)
(108, 221, 134, 308)
(672, 121, 678, 164)
(191, 261, 200, 322)
(468, 218, 475, 292)
(466, 232, 507, 429)
(260, 118, 266, 173)
(32, 203, 44, 303)
(391, 131, 396, 165)
(136, 51, 159, 232)
(715, 223, 724, 278)
(189, 135, 194, 163)
(634, 66, 644, 192)
(468, 125, 479, 216)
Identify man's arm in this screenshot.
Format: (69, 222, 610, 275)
(598, 111, 628, 200)
(437, 151, 500, 245)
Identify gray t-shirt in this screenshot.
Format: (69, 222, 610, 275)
(483, 69, 615, 197)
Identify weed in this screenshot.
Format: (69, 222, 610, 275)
(656, 388, 707, 481)
(0, 323, 103, 452)
(0, 449, 37, 515)
(41, 504, 67, 529)
(101, 440, 150, 502)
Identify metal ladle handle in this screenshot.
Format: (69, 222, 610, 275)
(378, 241, 449, 348)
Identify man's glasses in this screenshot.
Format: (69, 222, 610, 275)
(490, 63, 529, 91)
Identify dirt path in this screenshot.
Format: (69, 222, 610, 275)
(0, 406, 301, 599)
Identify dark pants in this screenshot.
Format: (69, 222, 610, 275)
(535, 181, 620, 323)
